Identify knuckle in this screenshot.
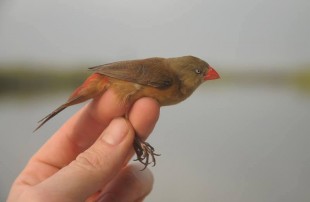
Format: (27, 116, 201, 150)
(75, 147, 109, 171)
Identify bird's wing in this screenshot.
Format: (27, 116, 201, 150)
(88, 58, 173, 88)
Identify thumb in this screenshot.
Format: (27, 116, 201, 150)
(35, 118, 134, 202)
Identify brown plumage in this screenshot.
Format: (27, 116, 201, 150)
(35, 55, 220, 169)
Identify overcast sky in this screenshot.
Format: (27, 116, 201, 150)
(0, 0, 309, 69)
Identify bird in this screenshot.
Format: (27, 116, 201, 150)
(35, 55, 220, 169)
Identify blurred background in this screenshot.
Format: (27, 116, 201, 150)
(0, 0, 309, 201)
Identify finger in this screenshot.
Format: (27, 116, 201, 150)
(95, 163, 154, 202)
(31, 118, 135, 202)
(128, 98, 160, 139)
(34, 90, 126, 167)
(16, 92, 160, 186)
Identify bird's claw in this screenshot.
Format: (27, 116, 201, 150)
(133, 136, 160, 171)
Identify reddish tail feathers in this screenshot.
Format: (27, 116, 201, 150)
(34, 73, 109, 132)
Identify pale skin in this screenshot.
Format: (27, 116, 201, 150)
(7, 89, 160, 202)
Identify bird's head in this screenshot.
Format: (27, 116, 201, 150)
(168, 55, 220, 95)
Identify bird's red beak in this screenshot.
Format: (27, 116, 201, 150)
(204, 66, 220, 81)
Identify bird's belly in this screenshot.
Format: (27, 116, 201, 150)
(110, 79, 187, 106)
(137, 85, 186, 106)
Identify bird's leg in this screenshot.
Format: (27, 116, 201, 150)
(123, 100, 160, 170)
(133, 135, 161, 170)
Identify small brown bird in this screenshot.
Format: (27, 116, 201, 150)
(35, 55, 220, 169)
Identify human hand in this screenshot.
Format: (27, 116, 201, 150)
(7, 89, 160, 202)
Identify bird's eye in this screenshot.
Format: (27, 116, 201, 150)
(195, 69, 202, 74)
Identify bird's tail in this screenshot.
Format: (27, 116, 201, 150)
(34, 73, 109, 132)
(33, 92, 95, 132)
(34, 104, 68, 132)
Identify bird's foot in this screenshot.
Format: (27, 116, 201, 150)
(133, 135, 160, 170)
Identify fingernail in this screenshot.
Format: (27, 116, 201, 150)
(102, 118, 129, 145)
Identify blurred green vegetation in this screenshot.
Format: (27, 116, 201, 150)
(0, 63, 309, 98)
(221, 66, 310, 92)
(293, 68, 310, 92)
(0, 64, 90, 98)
